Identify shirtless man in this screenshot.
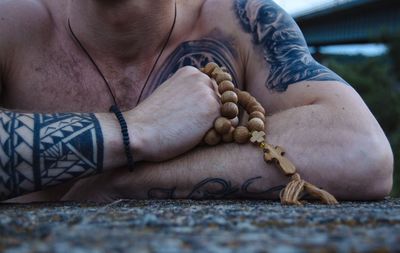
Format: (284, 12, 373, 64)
(0, 0, 393, 202)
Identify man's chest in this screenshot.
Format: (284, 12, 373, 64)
(3, 35, 243, 113)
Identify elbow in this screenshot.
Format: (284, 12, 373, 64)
(366, 143, 394, 200)
(344, 134, 394, 200)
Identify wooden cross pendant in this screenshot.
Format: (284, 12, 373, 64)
(250, 131, 266, 144)
(263, 143, 297, 176)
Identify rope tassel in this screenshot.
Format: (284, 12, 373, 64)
(261, 141, 338, 205)
(280, 173, 338, 205)
(303, 181, 339, 205)
(280, 174, 305, 205)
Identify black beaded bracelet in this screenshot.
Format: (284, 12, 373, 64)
(110, 105, 135, 172)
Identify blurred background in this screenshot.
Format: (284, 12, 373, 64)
(275, 0, 399, 196)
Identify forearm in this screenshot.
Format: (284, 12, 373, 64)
(0, 109, 131, 200)
(1, 67, 225, 201)
(266, 100, 393, 199)
(92, 107, 353, 201)
(64, 98, 393, 201)
(63, 143, 288, 201)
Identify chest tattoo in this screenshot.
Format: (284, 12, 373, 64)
(144, 38, 239, 98)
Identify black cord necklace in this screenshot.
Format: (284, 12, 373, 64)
(67, 1, 177, 107)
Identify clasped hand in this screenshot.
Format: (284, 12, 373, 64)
(125, 66, 221, 162)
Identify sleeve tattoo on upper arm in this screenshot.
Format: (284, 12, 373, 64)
(234, 0, 347, 92)
(0, 112, 103, 199)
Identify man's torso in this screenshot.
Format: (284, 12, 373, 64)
(1, 0, 247, 112)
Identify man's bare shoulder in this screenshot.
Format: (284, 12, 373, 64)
(195, 0, 251, 61)
(195, 0, 283, 59)
(0, 0, 57, 82)
(0, 0, 54, 50)
(198, 0, 242, 30)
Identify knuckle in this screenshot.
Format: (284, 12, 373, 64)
(193, 76, 213, 94)
(206, 89, 220, 108)
(177, 66, 212, 88)
(181, 66, 210, 81)
(199, 82, 213, 96)
(198, 72, 211, 82)
(179, 66, 199, 75)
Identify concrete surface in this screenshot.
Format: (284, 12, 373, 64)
(1, 199, 399, 253)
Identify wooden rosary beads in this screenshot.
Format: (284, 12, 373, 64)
(200, 62, 338, 205)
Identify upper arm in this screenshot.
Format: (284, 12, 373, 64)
(233, 0, 353, 112)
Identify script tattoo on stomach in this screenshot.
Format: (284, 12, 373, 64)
(234, 0, 347, 92)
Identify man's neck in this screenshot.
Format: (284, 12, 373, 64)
(68, 0, 176, 62)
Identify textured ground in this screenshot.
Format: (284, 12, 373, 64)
(0, 199, 399, 253)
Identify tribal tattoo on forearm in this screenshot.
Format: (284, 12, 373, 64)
(147, 176, 285, 199)
(234, 0, 347, 91)
(0, 111, 103, 199)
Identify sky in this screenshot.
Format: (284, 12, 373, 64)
(273, 0, 387, 56)
(274, 0, 338, 15)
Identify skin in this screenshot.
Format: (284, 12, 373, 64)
(0, 0, 393, 202)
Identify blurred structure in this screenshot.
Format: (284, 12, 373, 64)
(295, 0, 400, 47)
